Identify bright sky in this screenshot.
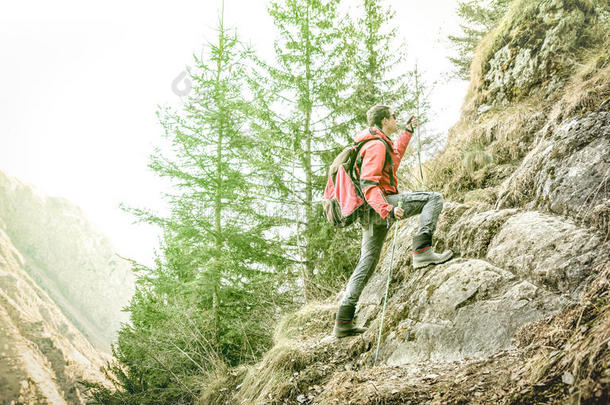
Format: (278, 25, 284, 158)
(0, 0, 467, 267)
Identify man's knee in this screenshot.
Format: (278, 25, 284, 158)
(431, 192, 443, 209)
(431, 192, 443, 202)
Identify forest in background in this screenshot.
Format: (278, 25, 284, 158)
(82, 0, 508, 403)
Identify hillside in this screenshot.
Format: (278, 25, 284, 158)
(0, 171, 135, 350)
(200, 0, 610, 403)
(0, 222, 111, 404)
(0, 171, 136, 403)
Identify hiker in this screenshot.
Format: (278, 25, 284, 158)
(334, 105, 453, 338)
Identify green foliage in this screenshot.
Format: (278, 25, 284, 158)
(84, 8, 296, 404)
(462, 141, 493, 174)
(84, 1, 436, 403)
(448, 0, 512, 80)
(346, 0, 419, 127)
(248, 0, 359, 300)
(250, 0, 425, 301)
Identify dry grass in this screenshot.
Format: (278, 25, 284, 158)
(510, 262, 610, 403)
(197, 363, 248, 405)
(274, 302, 336, 342)
(548, 36, 610, 123)
(233, 341, 311, 404)
(222, 303, 336, 404)
(422, 96, 545, 202)
(462, 141, 493, 174)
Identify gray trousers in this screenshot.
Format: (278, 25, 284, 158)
(340, 191, 443, 307)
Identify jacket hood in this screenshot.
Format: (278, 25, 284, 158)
(354, 127, 393, 145)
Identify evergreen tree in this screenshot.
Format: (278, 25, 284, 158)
(139, 9, 292, 364)
(249, 0, 427, 300)
(248, 0, 356, 300)
(346, 0, 431, 188)
(448, 0, 511, 80)
(304, 0, 426, 298)
(347, 0, 417, 127)
(86, 7, 294, 403)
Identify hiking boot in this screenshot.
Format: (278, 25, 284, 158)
(334, 305, 366, 338)
(412, 246, 453, 269)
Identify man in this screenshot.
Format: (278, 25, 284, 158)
(334, 105, 453, 338)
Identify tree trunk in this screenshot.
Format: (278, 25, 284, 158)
(303, 1, 315, 301)
(212, 0, 226, 347)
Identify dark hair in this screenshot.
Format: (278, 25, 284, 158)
(366, 105, 391, 128)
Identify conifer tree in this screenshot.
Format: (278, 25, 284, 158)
(448, 0, 511, 80)
(347, 0, 418, 127)
(248, 0, 356, 300)
(139, 10, 292, 359)
(91, 7, 294, 403)
(249, 0, 426, 300)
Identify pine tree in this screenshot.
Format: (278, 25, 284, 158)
(448, 0, 511, 80)
(347, 0, 418, 126)
(303, 0, 426, 297)
(248, 0, 356, 300)
(93, 6, 295, 403)
(142, 9, 292, 359)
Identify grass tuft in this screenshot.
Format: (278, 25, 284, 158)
(233, 342, 310, 404)
(462, 141, 493, 174)
(274, 302, 336, 342)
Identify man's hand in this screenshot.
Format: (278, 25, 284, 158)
(405, 115, 418, 132)
(393, 207, 404, 219)
(409, 115, 418, 128)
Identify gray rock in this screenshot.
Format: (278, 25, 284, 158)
(354, 203, 603, 365)
(377, 258, 567, 365)
(487, 211, 606, 296)
(481, 0, 595, 106)
(496, 112, 610, 234)
(438, 207, 518, 258)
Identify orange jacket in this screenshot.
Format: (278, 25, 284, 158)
(354, 127, 413, 219)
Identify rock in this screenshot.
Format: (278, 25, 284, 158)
(496, 112, 610, 235)
(438, 207, 518, 258)
(478, 105, 492, 115)
(374, 257, 567, 365)
(354, 196, 602, 366)
(487, 210, 606, 296)
(0, 170, 135, 350)
(562, 371, 575, 385)
(480, 0, 595, 105)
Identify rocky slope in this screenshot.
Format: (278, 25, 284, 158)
(0, 171, 135, 350)
(0, 171, 136, 403)
(200, 0, 610, 403)
(0, 224, 111, 404)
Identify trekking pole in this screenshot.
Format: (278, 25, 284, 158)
(414, 62, 426, 190)
(374, 209, 401, 366)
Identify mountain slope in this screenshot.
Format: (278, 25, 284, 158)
(0, 170, 135, 350)
(199, 0, 610, 403)
(0, 225, 111, 404)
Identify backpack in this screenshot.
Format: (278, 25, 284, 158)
(322, 131, 394, 227)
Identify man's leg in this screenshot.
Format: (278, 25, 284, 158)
(334, 220, 389, 337)
(386, 192, 452, 269)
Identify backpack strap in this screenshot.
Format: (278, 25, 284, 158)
(352, 130, 395, 187)
(348, 138, 376, 179)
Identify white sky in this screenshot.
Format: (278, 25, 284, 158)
(0, 0, 468, 267)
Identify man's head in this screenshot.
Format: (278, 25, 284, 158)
(366, 104, 398, 135)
